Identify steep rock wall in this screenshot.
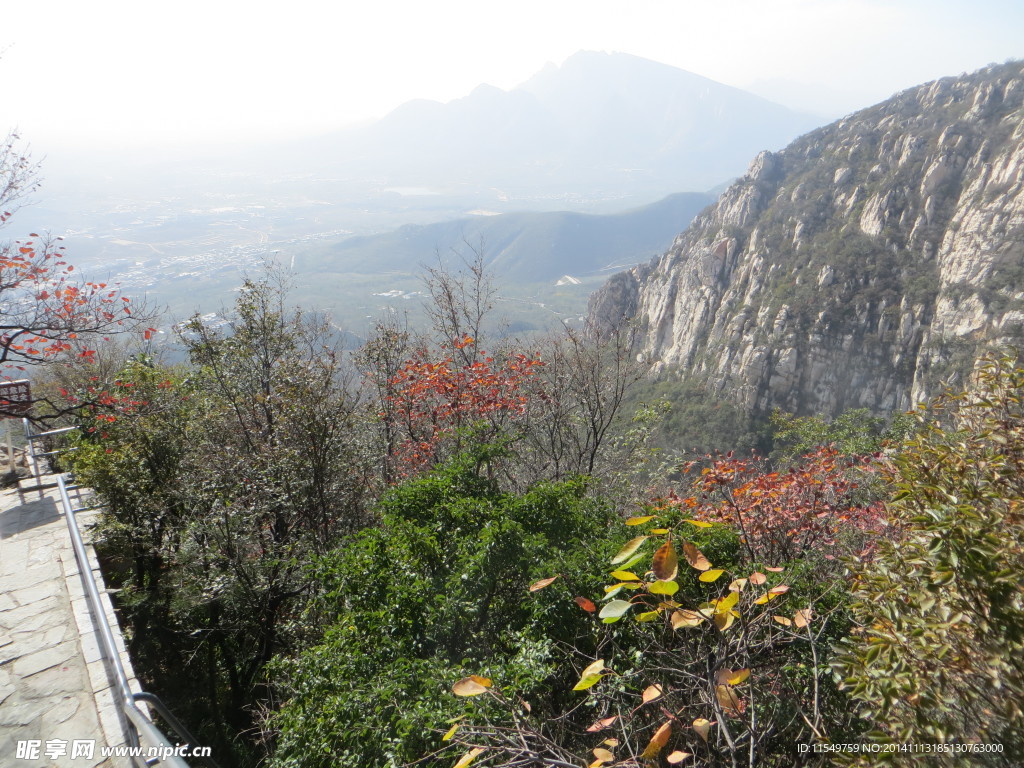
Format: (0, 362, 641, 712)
(590, 61, 1024, 417)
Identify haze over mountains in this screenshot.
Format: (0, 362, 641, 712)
(286, 51, 821, 203)
(19, 51, 824, 328)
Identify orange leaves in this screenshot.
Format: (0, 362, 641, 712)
(585, 715, 618, 732)
(528, 575, 559, 592)
(0, 236, 136, 371)
(640, 721, 672, 759)
(640, 684, 663, 704)
(383, 342, 543, 474)
(685, 447, 885, 561)
(574, 596, 597, 613)
(452, 675, 492, 696)
(651, 539, 678, 581)
(683, 541, 711, 571)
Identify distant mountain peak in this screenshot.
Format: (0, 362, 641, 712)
(314, 50, 822, 196)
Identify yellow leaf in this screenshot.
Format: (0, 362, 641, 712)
(652, 539, 679, 581)
(574, 674, 604, 691)
(453, 747, 485, 768)
(641, 721, 672, 759)
(442, 724, 459, 741)
(794, 608, 812, 628)
(611, 536, 649, 564)
(728, 578, 747, 592)
(452, 676, 492, 696)
(716, 668, 749, 686)
(650, 528, 670, 534)
(636, 609, 662, 622)
(754, 592, 781, 605)
(714, 611, 735, 630)
(574, 659, 607, 690)
(692, 718, 714, 742)
(716, 684, 741, 714)
(671, 609, 703, 629)
(610, 569, 640, 581)
(773, 615, 792, 626)
(685, 519, 714, 528)
(529, 575, 559, 592)
(649, 580, 679, 596)
(602, 738, 619, 747)
(683, 541, 712, 571)
(625, 515, 656, 526)
(592, 747, 615, 762)
(604, 581, 642, 592)
(699, 569, 725, 583)
(642, 684, 664, 704)
(667, 751, 693, 763)
(715, 591, 739, 614)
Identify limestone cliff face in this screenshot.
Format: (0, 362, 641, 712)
(590, 61, 1024, 417)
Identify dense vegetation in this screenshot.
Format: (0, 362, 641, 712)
(42, 262, 1023, 767)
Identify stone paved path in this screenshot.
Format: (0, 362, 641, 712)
(0, 474, 138, 767)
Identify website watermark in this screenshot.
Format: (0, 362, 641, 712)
(15, 739, 212, 762)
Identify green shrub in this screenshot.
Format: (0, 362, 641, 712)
(269, 451, 619, 768)
(834, 353, 1024, 762)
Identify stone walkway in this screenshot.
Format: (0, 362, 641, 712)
(0, 474, 139, 767)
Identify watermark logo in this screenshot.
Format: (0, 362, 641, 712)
(15, 739, 210, 762)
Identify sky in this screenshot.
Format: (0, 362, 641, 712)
(1, 0, 1022, 154)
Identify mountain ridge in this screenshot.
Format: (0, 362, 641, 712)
(306, 50, 821, 197)
(302, 191, 714, 283)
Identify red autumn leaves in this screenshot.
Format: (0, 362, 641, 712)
(677, 447, 885, 561)
(0, 237, 136, 370)
(384, 335, 543, 474)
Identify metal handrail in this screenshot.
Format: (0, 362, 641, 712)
(56, 474, 194, 768)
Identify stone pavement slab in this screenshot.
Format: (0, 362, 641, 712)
(0, 474, 140, 767)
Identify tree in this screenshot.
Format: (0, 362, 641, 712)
(68, 273, 375, 765)
(0, 131, 146, 416)
(382, 333, 543, 476)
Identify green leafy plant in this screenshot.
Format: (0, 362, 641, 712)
(834, 353, 1024, 761)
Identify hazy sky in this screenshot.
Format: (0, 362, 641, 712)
(2, 0, 1022, 153)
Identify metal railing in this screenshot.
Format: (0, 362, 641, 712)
(21, 417, 79, 484)
(56, 474, 202, 767)
(20, 419, 217, 767)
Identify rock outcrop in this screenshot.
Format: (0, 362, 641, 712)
(590, 61, 1024, 418)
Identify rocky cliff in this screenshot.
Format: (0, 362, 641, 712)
(591, 61, 1024, 418)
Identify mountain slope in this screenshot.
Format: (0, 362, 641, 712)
(304, 192, 713, 283)
(591, 61, 1024, 418)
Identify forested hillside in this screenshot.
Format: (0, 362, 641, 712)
(42, 262, 1023, 768)
(23, 60, 1024, 768)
